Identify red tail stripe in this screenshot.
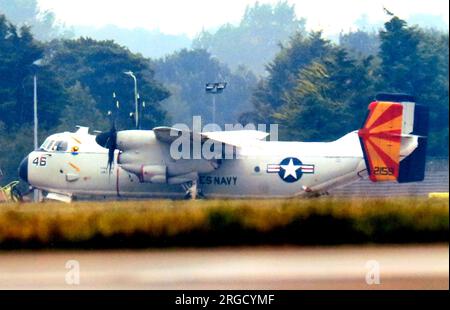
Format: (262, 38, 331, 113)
(366, 138, 399, 177)
(366, 103, 403, 131)
(368, 132, 402, 141)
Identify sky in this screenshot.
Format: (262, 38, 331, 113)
(38, 0, 449, 38)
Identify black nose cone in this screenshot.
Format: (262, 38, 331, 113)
(19, 156, 28, 183)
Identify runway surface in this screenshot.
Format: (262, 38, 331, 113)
(0, 244, 448, 289)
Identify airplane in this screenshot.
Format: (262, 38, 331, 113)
(18, 93, 428, 203)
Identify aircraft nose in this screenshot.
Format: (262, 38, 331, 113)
(18, 156, 29, 183)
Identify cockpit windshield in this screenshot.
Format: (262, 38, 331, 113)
(39, 139, 69, 152)
(39, 139, 51, 151)
(55, 141, 68, 151)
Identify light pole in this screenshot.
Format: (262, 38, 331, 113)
(124, 71, 139, 129)
(205, 82, 227, 125)
(33, 74, 38, 150)
(32, 59, 43, 202)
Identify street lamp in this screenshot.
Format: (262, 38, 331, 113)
(124, 71, 139, 129)
(32, 59, 43, 202)
(32, 59, 43, 151)
(205, 82, 227, 125)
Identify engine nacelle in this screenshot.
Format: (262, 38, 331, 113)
(141, 165, 167, 183)
(116, 130, 158, 151)
(121, 164, 167, 184)
(115, 129, 221, 184)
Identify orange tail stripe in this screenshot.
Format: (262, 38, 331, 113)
(366, 138, 399, 177)
(369, 115, 403, 134)
(364, 102, 387, 128)
(366, 103, 403, 131)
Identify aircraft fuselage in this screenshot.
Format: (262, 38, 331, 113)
(20, 130, 367, 199)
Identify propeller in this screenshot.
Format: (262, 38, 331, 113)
(95, 92, 120, 173)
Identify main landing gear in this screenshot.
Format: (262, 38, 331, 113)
(182, 180, 204, 200)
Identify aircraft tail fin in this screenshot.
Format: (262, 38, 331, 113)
(358, 93, 429, 183)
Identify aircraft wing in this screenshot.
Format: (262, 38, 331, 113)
(153, 126, 269, 148)
(95, 127, 269, 189)
(153, 126, 207, 144)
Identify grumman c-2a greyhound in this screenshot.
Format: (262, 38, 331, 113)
(18, 93, 428, 202)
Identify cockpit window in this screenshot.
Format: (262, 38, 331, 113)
(40, 139, 51, 150)
(39, 139, 70, 152)
(49, 141, 57, 151)
(55, 141, 68, 152)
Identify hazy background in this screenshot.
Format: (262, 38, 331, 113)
(38, 0, 449, 58)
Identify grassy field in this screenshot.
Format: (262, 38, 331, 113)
(0, 197, 448, 249)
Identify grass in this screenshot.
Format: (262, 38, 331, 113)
(0, 197, 448, 249)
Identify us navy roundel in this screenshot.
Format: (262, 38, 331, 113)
(266, 157, 315, 183)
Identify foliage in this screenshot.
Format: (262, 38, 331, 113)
(0, 15, 68, 130)
(153, 49, 258, 125)
(249, 31, 374, 141)
(339, 30, 380, 58)
(250, 16, 448, 156)
(378, 17, 449, 156)
(0, 197, 447, 248)
(0, 8, 448, 187)
(55, 82, 109, 133)
(275, 50, 374, 141)
(193, 1, 306, 75)
(45, 37, 170, 130)
(252, 32, 334, 118)
(0, 15, 171, 183)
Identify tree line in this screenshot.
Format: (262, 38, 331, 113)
(248, 17, 448, 158)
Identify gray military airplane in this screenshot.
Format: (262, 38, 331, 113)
(18, 93, 428, 202)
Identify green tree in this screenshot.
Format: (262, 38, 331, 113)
(45, 37, 170, 129)
(153, 49, 257, 126)
(378, 16, 449, 156)
(378, 17, 421, 94)
(55, 82, 109, 132)
(339, 30, 379, 58)
(0, 14, 68, 130)
(248, 30, 377, 141)
(270, 48, 374, 141)
(415, 29, 449, 156)
(250, 32, 335, 124)
(193, 1, 305, 75)
(0, 14, 68, 183)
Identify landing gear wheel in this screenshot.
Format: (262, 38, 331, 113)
(182, 180, 204, 200)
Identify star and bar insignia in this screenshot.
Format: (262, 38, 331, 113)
(267, 157, 315, 183)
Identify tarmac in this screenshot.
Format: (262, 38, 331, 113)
(0, 244, 448, 289)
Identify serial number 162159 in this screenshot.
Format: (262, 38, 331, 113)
(373, 166, 395, 176)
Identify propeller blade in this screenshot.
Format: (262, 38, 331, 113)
(107, 126, 117, 172)
(95, 92, 122, 173)
(95, 131, 110, 148)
